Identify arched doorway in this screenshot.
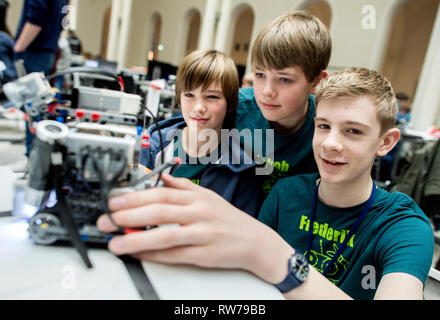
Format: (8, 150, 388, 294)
(101, 6, 111, 59)
(301, 0, 332, 29)
(185, 9, 201, 56)
(229, 6, 254, 85)
(380, 0, 440, 98)
(148, 12, 162, 61)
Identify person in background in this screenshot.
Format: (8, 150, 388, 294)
(0, 0, 17, 85)
(395, 92, 412, 123)
(67, 29, 81, 56)
(241, 73, 253, 88)
(13, 0, 68, 158)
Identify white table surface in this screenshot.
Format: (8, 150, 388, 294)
(0, 166, 284, 300)
(0, 166, 18, 213)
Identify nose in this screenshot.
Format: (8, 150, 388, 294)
(193, 99, 206, 114)
(262, 79, 277, 98)
(321, 130, 344, 153)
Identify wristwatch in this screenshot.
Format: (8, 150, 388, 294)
(274, 252, 309, 293)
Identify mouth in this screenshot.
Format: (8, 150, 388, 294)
(321, 157, 347, 169)
(261, 102, 281, 110)
(189, 117, 209, 124)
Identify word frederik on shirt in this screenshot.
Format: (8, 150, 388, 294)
(299, 215, 356, 247)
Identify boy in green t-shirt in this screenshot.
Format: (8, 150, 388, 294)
(234, 11, 331, 197)
(98, 67, 434, 300)
(256, 68, 434, 299)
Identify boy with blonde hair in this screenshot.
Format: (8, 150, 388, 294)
(235, 11, 330, 199)
(254, 67, 433, 299)
(99, 67, 434, 300)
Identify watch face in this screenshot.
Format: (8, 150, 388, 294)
(292, 253, 309, 282)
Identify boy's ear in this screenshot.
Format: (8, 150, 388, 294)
(376, 128, 401, 157)
(310, 70, 328, 94)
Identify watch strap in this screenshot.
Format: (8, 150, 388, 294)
(274, 253, 306, 293)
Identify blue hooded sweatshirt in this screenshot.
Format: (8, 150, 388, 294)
(0, 31, 17, 83)
(140, 116, 260, 217)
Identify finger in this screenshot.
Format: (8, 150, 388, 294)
(161, 173, 200, 191)
(97, 203, 198, 232)
(96, 214, 119, 233)
(131, 246, 211, 268)
(107, 224, 208, 255)
(108, 186, 195, 211)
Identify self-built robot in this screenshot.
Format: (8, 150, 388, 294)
(2, 68, 179, 268)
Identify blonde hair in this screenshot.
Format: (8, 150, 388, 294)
(251, 11, 331, 82)
(176, 49, 239, 112)
(315, 67, 398, 134)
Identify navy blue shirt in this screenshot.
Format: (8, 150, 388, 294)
(16, 0, 68, 53)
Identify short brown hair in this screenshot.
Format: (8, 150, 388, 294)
(315, 67, 398, 134)
(175, 49, 239, 112)
(251, 11, 331, 82)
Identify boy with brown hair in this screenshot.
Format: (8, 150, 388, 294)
(235, 11, 330, 196)
(98, 67, 434, 300)
(140, 49, 259, 216)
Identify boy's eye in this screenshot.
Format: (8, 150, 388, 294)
(316, 124, 330, 130)
(206, 95, 220, 99)
(183, 93, 194, 98)
(254, 72, 264, 79)
(347, 128, 362, 135)
(279, 77, 292, 84)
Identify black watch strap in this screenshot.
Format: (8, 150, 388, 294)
(274, 253, 308, 293)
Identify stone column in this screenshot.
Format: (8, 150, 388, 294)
(214, 0, 232, 53)
(411, 2, 440, 130)
(68, 0, 79, 30)
(106, 0, 122, 61)
(198, 0, 219, 49)
(116, 0, 133, 69)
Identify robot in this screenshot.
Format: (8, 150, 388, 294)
(2, 69, 179, 268)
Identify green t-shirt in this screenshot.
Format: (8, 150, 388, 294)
(258, 173, 434, 300)
(235, 87, 318, 196)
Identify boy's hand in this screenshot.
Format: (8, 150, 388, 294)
(96, 174, 293, 284)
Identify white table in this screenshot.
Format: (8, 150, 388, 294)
(0, 166, 284, 300)
(0, 166, 18, 214)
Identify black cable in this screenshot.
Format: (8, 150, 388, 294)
(143, 97, 165, 187)
(130, 159, 178, 187)
(46, 67, 122, 91)
(91, 149, 128, 234)
(143, 103, 164, 163)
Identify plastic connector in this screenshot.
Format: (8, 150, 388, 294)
(75, 109, 85, 119)
(91, 112, 100, 122)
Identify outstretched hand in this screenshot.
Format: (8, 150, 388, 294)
(96, 174, 293, 284)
